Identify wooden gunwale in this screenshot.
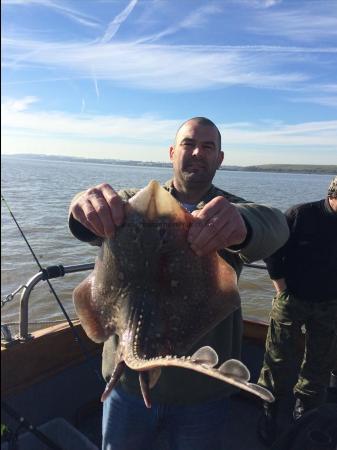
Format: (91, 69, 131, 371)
(2, 318, 269, 397)
(1, 320, 102, 397)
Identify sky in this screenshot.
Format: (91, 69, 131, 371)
(2, 0, 337, 166)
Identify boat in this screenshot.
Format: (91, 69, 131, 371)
(1, 263, 336, 450)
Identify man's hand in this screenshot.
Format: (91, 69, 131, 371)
(272, 279, 287, 294)
(70, 183, 125, 238)
(187, 196, 247, 256)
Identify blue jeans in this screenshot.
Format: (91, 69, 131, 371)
(102, 386, 230, 450)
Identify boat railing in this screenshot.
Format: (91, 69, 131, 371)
(1, 262, 267, 343)
(2, 263, 95, 343)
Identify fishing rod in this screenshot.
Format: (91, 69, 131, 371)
(1, 194, 102, 382)
(1, 401, 64, 450)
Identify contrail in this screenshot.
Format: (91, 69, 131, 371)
(93, 76, 100, 99)
(101, 0, 138, 43)
(3, 0, 101, 28)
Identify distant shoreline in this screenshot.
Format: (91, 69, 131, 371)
(2, 154, 336, 175)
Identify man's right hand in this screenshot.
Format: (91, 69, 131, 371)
(70, 183, 125, 239)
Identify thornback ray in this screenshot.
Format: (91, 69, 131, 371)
(73, 180, 274, 406)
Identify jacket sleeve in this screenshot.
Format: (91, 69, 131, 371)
(233, 203, 289, 263)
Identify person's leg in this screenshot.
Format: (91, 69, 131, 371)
(294, 300, 337, 416)
(102, 387, 159, 450)
(165, 396, 230, 450)
(258, 291, 304, 396)
(257, 291, 305, 444)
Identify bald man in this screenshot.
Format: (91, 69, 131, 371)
(69, 117, 289, 450)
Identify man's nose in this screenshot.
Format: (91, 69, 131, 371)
(191, 146, 202, 156)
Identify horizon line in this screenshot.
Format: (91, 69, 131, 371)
(2, 153, 337, 170)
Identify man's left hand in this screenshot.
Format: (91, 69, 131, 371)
(187, 196, 247, 256)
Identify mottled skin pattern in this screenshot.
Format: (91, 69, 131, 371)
(73, 181, 274, 406)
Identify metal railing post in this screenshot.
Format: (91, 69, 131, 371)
(18, 263, 94, 340)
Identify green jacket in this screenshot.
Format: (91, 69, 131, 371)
(69, 179, 289, 403)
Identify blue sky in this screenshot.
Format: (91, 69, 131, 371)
(2, 0, 337, 165)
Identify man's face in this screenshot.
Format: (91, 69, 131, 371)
(170, 120, 224, 187)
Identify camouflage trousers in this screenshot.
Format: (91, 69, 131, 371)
(258, 290, 337, 409)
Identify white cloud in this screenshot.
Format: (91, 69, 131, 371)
(3, 38, 311, 92)
(250, 5, 337, 42)
(219, 121, 337, 147)
(237, 0, 282, 7)
(2, 103, 337, 164)
(320, 84, 337, 93)
(1, 103, 178, 142)
(138, 3, 223, 43)
(1, 134, 170, 162)
(262, 0, 282, 7)
(3, 96, 39, 112)
(288, 96, 337, 108)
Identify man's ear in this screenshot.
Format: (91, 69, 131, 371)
(217, 150, 224, 168)
(169, 146, 175, 161)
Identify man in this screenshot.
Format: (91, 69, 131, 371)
(258, 176, 337, 445)
(69, 117, 289, 450)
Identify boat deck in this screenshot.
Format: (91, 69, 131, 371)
(4, 320, 336, 450)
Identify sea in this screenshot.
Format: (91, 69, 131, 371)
(1, 156, 334, 332)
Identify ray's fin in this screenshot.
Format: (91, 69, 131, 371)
(139, 372, 152, 409)
(218, 359, 250, 382)
(148, 367, 162, 389)
(101, 360, 126, 402)
(191, 346, 219, 367)
(246, 383, 275, 403)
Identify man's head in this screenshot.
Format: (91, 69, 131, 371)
(327, 175, 337, 212)
(174, 117, 222, 149)
(170, 117, 224, 192)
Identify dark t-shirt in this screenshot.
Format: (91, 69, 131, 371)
(265, 199, 337, 302)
